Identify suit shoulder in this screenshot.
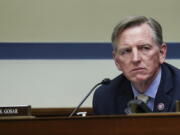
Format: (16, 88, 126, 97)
(93, 75, 132, 115)
(162, 63, 180, 77)
(94, 74, 129, 97)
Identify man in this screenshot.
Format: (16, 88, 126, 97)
(93, 16, 180, 115)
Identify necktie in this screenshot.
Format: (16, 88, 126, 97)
(136, 94, 149, 104)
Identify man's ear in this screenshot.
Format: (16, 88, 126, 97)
(159, 43, 167, 64)
(112, 51, 122, 71)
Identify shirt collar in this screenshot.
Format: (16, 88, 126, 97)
(131, 68, 162, 99)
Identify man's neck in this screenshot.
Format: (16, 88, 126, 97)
(133, 81, 152, 93)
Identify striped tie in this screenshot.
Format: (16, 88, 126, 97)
(136, 94, 149, 104)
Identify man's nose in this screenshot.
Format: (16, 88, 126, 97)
(132, 49, 141, 63)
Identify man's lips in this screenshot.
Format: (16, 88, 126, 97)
(131, 67, 145, 72)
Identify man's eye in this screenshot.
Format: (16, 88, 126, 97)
(140, 46, 151, 51)
(144, 47, 150, 50)
(120, 49, 131, 55)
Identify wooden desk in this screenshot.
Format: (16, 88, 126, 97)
(31, 107, 93, 117)
(0, 108, 180, 135)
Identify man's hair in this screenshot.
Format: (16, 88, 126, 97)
(111, 16, 163, 51)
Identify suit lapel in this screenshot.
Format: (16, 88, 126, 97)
(116, 78, 134, 113)
(153, 92, 172, 112)
(153, 64, 173, 112)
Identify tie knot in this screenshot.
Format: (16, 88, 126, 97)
(136, 94, 149, 104)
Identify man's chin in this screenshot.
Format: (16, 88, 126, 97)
(130, 77, 148, 84)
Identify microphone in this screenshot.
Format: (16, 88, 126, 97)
(69, 78, 111, 117)
(125, 99, 152, 114)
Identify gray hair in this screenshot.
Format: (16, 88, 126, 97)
(111, 16, 163, 51)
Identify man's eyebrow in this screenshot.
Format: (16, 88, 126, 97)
(138, 44, 151, 46)
(118, 46, 131, 50)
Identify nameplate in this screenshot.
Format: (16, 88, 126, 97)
(0, 105, 31, 116)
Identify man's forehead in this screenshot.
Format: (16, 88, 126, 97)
(116, 26, 154, 47)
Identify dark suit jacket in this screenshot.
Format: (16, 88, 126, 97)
(93, 63, 180, 115)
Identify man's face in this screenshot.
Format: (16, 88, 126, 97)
(113, 23, 167, 84)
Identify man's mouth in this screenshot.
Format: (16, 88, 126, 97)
(131, 67, 145, 72)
